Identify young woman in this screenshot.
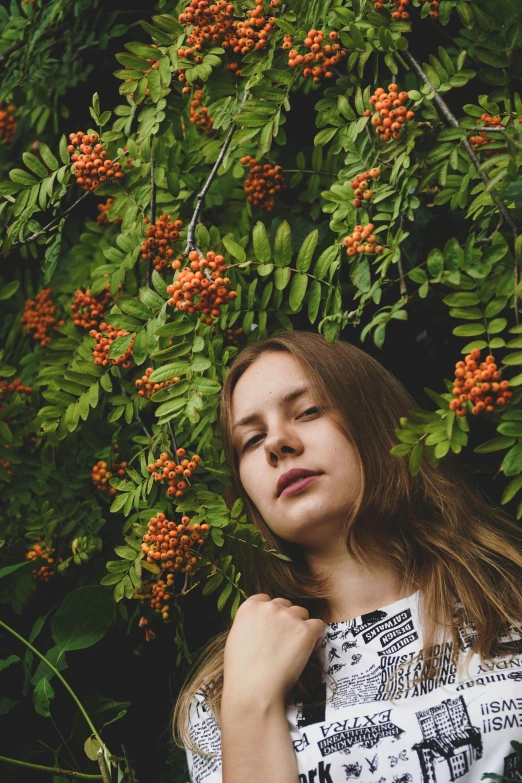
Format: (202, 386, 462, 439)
(172, 330, 522, 783)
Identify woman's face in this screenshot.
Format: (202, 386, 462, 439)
(231, 351, 362, 549)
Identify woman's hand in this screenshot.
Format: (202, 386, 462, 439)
(222, 593, 326, 708)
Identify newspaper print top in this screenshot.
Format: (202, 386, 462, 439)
(185, 590, 522, 782)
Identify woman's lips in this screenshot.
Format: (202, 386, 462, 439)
(279, 474, 321, 498)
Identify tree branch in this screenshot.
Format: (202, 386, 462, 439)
(0, 755, 102, 780)
(184, 90, 250, 255)
(1, 153, 128, 257)
(97, 749, 112, 783)
(146, 153, 156, 289)
(405, 50, 519, 324)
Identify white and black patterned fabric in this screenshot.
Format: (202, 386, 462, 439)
(185, 590, 522, 782)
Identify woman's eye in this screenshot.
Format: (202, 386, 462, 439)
(242, 408, 319, 451)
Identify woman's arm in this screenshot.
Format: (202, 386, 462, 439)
(221, 694, 298, 783)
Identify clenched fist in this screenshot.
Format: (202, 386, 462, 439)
(222, 594, 326, 708)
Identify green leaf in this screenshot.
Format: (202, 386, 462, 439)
(10, 168, 38, 186)
(502, 443, 522, 476)
(349, 22, 365, 49)
(125, 41, 162, 59)
(474, 435, 516, 453)
(503, 352, 522, 365)
(105, 314, 142, 331)
(314, 246, 338, 280)
(443, 293, 480, 307)
(34, 677, 54, 718)
(501, 474, 522, 505)
(108, 333, 134, 360)
(191, 377, 221, 395)
(274, 220, 292, 266)
(132, 328, 148, 366)
(22, 152, 48, 179)
(452, 324, 486, 336)
(147, 69, 162, 103)
(498, 422, 522, 437)
(314, 128, 338, 147)
(51, 586, 114, 652)
(38, 143, 59, 171)
(139, 287, 164, 311)
(252, 222, 271, 263)
(0, 561, 38, 580)
(409, 441, 423, 474)
(117, 297, 151, 320)
(222, 236, 246, 263)
(288, 274, 308, 310)
(149, 362, 189, 382)
(274, 266, 291, 290)
(296, 230, 318, 273)
(152, 270, 168, 297)
(0, 280, 20, 300)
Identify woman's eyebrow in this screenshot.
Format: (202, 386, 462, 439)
(232, 385, 309, 431)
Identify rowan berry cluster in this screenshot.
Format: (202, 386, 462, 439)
(419, 0, 440, 18)
(351, 167, 381, 208)
(343, 223, 384, 256)
(149, 576, 175, 619)
(450, 349, 512, 416)
(233, 0, 278, 55)
(178, 0, 235, 80)
(284, 29, 346, 83)
(372, 0, 410, 19)
(470, 114, 503, 157)
(167, 250, 237, 324)
(20, 288, 64, 346)
(147, 448, 202, 500)
(136, 367, 181, 399)
(92, 448, 128, 495)
(68, 131, 124, 192)
(0, 104, 16, 143)
(1, 379, 32, 402)
(141, 508, 209, 579)
(90, 323, 134, 369)
(224, 327, 243, 345)
(189, 90, 214, 134)
(71, 284, 114, 330)
(25, 543, 62, 583)
(140, 215, 184, 273)
(240, 155, 285, 213)
(364, 84, 415, 142)
(97, 198, 122, 226)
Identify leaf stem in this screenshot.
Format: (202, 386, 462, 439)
(0, 754, 102, 779)
(0, 618, 106, 753)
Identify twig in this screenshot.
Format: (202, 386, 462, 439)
(466, 127, 506, 132)
(475, 217, 504, 245)
(1, 153, 128, 256)
(168, 420, 181, 466)
(405, 50, 519, 324)
(405, 51, 517, 233)
(184, 90, 250, 255)
(146, 153, 156, 289)
(96, 749, 112, 783)
(0, 755, 102, 780)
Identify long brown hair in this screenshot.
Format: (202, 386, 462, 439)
(172, 329, 522, 757)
